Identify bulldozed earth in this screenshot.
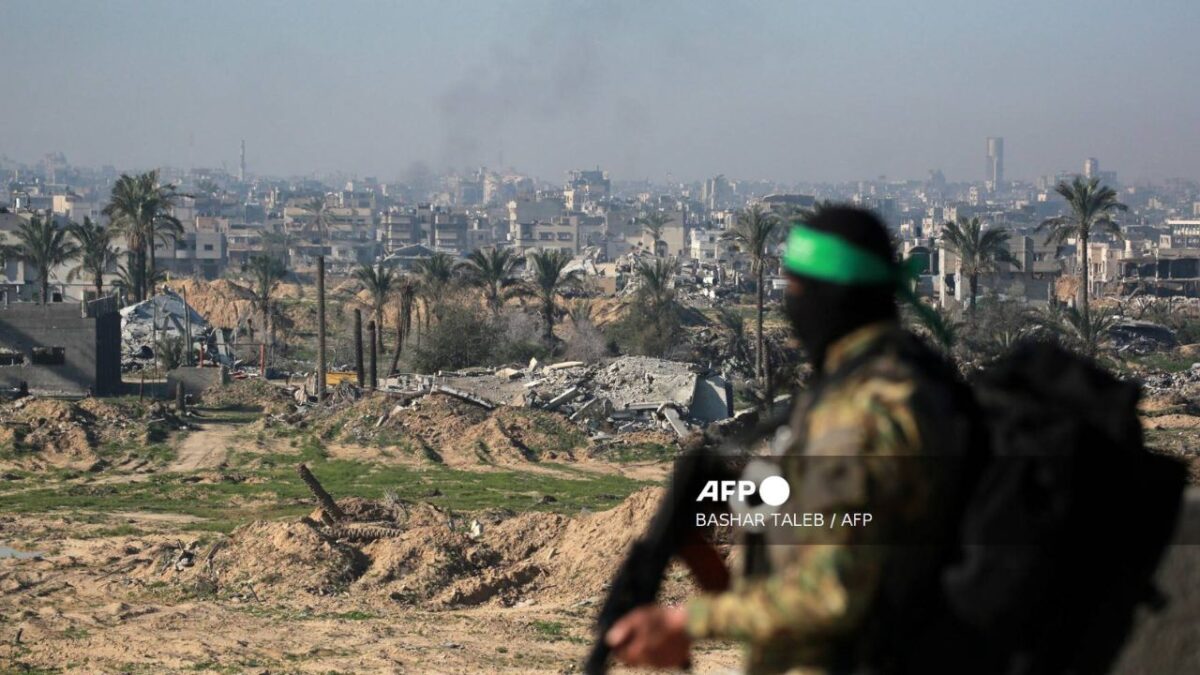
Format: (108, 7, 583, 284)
(0, 381, 739, 673)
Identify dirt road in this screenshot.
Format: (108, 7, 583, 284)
(168, 422, 240, 472)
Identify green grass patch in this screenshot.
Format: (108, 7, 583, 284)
(330, 610, 377, 621)
(1128, 352, 1198, 374)
(0, 456, 649, 531)
(601, 442, 678, 463)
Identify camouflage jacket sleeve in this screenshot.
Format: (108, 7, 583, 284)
(685, 372, 925, 644)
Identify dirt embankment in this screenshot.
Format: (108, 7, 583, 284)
(132, 486, 706, 611)
(0, 397, 186, 471)
(171, 279, 258, 331)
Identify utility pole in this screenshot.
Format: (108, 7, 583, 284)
(354, 309, 364, 387)
(316, 255, 327, 403)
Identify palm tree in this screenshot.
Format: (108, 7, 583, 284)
(459, 247, 520, 315)
(103, 170, 184, 301)
(413, 252, 457, 322)
(301, 195, 334, 255)
(66, 217, 117, 300)
(636, 211, 672, 256)
(244, 255, 288, 348)
(721, 204, 782, 382)
(526, 250, 580, 344)
(111, 252, 163, 304)
(785, 198, 836, 224)
(940, 216, 1022, 311)
(716, 307, 753, 368)
(634, 257, 679, 347)
(387, 276, 418, 375)
(353, 261, 396, 356)
(12, 213, 79, 304)
(1035, 303, 1116, 358)
(1037, 176, 1127, 318)
(633, 257, 677, 310)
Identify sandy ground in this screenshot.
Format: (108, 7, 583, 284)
(1, 520, 741, 674)
(169, 423, 239, 473)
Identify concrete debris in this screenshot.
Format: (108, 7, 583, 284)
(119, 289, 210, 362)
(430, 384, 497, 410)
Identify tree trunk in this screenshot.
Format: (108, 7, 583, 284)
(375, 309, 385, 358)
(1078, 231, 1090, 318)
(147, 241, 156, 298)
(133, 245, 146, 303)
(543, 297, 555, 344)
(387, 307, 403, 376)
(40, 273, 49, 305)
(969, 273, 979, 312)
(755, 264, 765, 383)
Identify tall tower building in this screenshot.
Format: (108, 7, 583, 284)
(986, 137, 1004, 187)
(239, 140, 246, 182)
(1084, 157, 1099, 179)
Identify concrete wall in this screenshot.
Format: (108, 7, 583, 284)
(0, 301, 120, 396)
(166, 367, 227, 399)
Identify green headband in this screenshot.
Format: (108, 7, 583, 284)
(781, 224, 952, 346)
(782, 225, 899, 284)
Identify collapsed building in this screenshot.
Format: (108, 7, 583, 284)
(375, 355, 734, 439)
(119, 288, 235, 368)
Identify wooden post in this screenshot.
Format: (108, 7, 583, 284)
(368, 320, 377, 390)
(297, 463, 345, 522)
(316, 255, 327, 403)
(260, 343, 266, 378)
(175, 381, 185, 413)
(354, 309, 364, 387)
(182, 287, 192, 367)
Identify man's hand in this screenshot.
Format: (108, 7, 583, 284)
(605, 604, 691, 669)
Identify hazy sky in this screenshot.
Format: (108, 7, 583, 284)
(3, 0, 1199, 184)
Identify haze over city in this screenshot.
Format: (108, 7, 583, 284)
(4, 0, 1200, 183)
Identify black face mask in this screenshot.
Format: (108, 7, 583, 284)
(784, 279, 897, 372)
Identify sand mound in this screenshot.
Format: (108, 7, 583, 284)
(143, 487, 708, 611)
(206, 521, 366, 598)
(0, 397, 168, 470)
(173, 279, 257, 330)
(201, 378, 293, 415)
(535, 488, 663, 599)
(357, 526, 498, 603)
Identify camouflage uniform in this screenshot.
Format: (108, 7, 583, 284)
(686, 321, 972, 674)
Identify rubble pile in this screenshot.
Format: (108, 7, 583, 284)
(384, 355, 732, 441)
(202, 377, 295, 416)
(119, 289, 212, 365)
(1141, 367, 1200, 397)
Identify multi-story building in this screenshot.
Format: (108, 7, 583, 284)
(986, 136, 1005, 188)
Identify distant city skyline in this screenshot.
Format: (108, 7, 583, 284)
(3, 1, 1199, 183)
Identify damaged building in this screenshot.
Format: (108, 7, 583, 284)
(0, 297, 122, 396)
